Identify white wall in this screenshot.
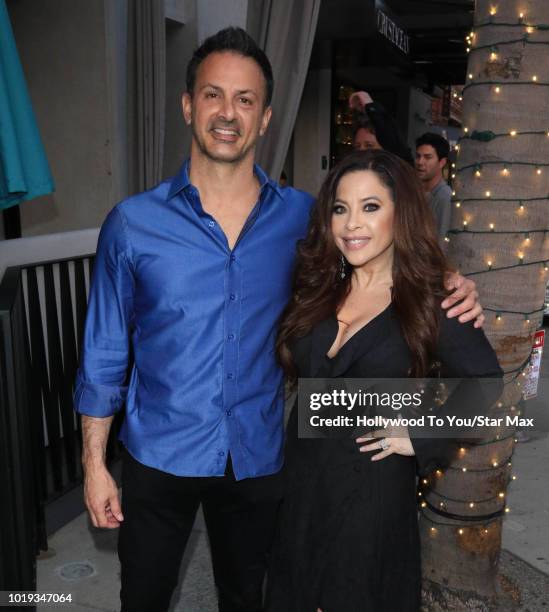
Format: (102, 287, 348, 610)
(408, 87, 433, 152)
(7, 0, 115, 237)
(293, 69, 332, 197)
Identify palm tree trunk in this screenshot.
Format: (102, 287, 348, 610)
(420, 1, 549, 609)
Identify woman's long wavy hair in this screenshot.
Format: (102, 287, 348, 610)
(277, 149, 452, 387)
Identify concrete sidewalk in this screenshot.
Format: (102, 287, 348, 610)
(37, 432, 549, 612)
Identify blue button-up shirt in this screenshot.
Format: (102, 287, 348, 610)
(74, 161, 313, 480)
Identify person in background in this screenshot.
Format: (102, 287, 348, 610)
(352, 116, 382, 151)
(415, 132, 452, 243)
(349, 90, 414, 165)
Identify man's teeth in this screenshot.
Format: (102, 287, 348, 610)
(214, 128, 238, 135)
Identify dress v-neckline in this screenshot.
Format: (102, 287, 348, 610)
(326, 302, 393, 360)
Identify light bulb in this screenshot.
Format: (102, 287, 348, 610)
(489, 223, 495, 231)
(495, 86, 501, 94)
(510, 130, 517, 136)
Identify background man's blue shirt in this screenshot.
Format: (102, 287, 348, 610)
(74, 161, 313, 480)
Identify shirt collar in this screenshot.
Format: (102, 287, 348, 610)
(167, 159, 284, 201)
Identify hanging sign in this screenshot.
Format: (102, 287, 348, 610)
(376, 8, 410, 54)
(523, 330, 545, 400)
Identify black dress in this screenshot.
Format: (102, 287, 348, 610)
(266, 304, 502, 612)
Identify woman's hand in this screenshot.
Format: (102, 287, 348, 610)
(349, 90, 374, 111)
(442, 272, 484, 328)
(356, 430, 415, 461)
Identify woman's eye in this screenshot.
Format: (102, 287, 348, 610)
(364, 203, 379, 212)
(332, 205, 346, 215)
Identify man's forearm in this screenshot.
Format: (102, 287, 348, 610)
(82, 415, 114, 471)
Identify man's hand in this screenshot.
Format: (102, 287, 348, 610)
(349, 90, 373, 111)
(442, 271, 484, 328)
(84, 465, 124, 529)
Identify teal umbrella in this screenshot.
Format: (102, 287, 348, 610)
(0, 0, 54, 211)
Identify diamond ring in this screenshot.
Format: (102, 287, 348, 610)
(380, 438, 391, 450)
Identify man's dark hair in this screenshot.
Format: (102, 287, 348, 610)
(415, 132, 450, 161)
(353, 116, 377, 138)
(186, 27, 274, 106)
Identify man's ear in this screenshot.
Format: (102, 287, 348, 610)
(182, 92, 192, 126)
(259, 105, 272, 136)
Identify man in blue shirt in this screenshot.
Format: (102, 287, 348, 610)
(75, 27, 483, 612)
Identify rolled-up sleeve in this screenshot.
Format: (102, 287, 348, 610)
(74, 206, 135, 417)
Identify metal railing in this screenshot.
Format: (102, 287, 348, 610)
(0, 254, 122, 592)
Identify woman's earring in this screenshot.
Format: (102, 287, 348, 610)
(340, 255, 347, 279)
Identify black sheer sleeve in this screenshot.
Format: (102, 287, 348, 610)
(411, 316, 503, 476)
(363, 102, 414, 165)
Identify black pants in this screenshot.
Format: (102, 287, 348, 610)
(118, 451, 283, 612)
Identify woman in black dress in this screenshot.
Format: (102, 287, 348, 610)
(266, 150, 502, 611)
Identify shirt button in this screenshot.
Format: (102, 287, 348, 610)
(229, 294, 236, 301)
(227, 373, 234, 379)
(218, 451, 225, 456)
(228, 334, 235, 340)
(208, 220, 215, 228)
(230, 255, 236, 262)
(226, 410, 232, 416)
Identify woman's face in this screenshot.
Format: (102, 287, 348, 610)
(353, 128, 381, 151)
(331, 170, 395, 271)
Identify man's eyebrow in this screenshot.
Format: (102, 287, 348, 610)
(200, 83, 222, 91)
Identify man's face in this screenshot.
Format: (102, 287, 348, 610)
(415, 144, 446, 182)
(182, 52, 272, 165)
